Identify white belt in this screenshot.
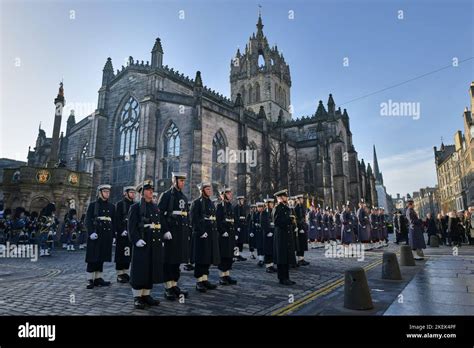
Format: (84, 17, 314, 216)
(225, 218, 234, 223)
(144, 223, 161, 229)
(97, 216, 111, 222)
(239, 216, 246, 220)
(172, 211, 188, 217)
(204, 216, 216, 221)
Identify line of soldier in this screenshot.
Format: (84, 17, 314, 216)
(306, 199, 390, 251)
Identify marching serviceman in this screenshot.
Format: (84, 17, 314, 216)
(114, 186, 135, 283)
(273, 189, 296, 285)
(190, 182, 220, 292)
(157, 172, 191, 301)
(308, 204, 317, 249)
(357, 199, 372, 250)
(334, 207, 342, 243)
(370, 207, 380, 248)
(261, 198, 277, 273)
(379, 208, 388, 246)
(128, 179, 164, 309)
(215, 187, 238, 286)
(341, 201, 355, 246)
(254, 202, 265, 267)
(85, 184, 115, 289)
(315, 205, 324, 248)
(38, 203, 57, 257)
(233, 196, 248, 261)
(294, 195, 309, 266)
(406, 198, 426, 260)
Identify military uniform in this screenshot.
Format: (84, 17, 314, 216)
(369, 209, 380, 247)
(233, 197, 249, 261)
(273, 189, 296, 285)
(294, 195, 309, 266)
(406, 200, 426, 260)
(114, 186, 135, 283)
(261, 198, 276, 273)
(190, 182, 220, 292)
(38, 203, 57, 257)
(357, 200, 371, 249)
(248, 204, 257, 259)
(341, 202, 355, 245)
(334, 209, 342, 241)
(254, 202, 265, 266)
(85, 184, 115, 289)
(215, 187, 238, 286)
(64, 209, 79, 251)
(157, 172, 191, 300)
(128, 180, 164, 309)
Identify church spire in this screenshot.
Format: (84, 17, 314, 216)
(256, 8, 264, 38)
(373, 145, 383, 185)
(327, 93, 335, 115)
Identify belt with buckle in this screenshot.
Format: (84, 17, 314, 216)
(144, 222, 161, 230)
(225, 218, 234, 223)
(97, 216, 112, 222)
(172, 211, 188, 217)
(204, 216, 216, 221)
(239, 216, 246, 220)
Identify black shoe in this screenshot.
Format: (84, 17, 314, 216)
(225, 276, 237, 285)
(291, 264, 298, 268)
(172, 286, 188, 298)
(123, 273, 130, 281)
(94, 278, 111, 287)
(236, 255, 247, 261)
(203, 280, 217, 290)
(250, 254, 256, 260)
(298, 260, 310, 266)
(266, 266, 276, 273)
(184, 264, 195, 271)
(279, 279, 295, 285)
(86, 280, 94, 289)
(117, 274, 128, 283)
(164, 288, 177, 301)
(142, 295, 160, 306)
(219, 277, 231, 286)
(134, 297, 147, 310)
(195, 281, 207, 292)
(257, 260, 264, 267)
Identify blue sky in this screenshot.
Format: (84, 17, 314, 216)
(1, 0, 473, 197)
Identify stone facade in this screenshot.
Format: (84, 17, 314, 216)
(26, 15, 378, 207)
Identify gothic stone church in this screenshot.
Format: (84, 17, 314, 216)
(28, 15, 378, 207)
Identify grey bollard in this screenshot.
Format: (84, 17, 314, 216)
(429, 235, 439, 247)
(344, 267, 373, 310)
(399, 245, 416, 266)
(382, 251, 402, 280)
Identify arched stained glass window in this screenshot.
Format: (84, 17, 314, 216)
(118, 97, 140, 157)
(79, 142, 88, 172)
(212, 130, 227, 185)
(162, 122, 180, 179)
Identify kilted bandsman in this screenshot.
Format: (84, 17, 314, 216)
(341, 201, 355, 246)
(216, 187, 238, 286)
(64, 209, 79, 251)
(114, 186, 135, 283)
(38, 203, 57, 257)
(190, 182, 220, 292)
(273, 189, 296, 285)
(261, 198, 277, 273)
(294, 194, 309, 266)
(357, 199, 371, 250)
(157, 172, 190, 301)
(128, 179, 164, 309)
(85, 184, 115, 289)
(233, 196, 248, 261)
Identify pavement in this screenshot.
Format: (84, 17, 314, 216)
(0, 238, 473, 316)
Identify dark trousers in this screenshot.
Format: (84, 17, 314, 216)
(237, 242, 244, 252)
(164, 263, 181, 282)
(194, 264, 210, 279)
(264, 254, 273, 264)
(218, 257, 233, 272)
(277, 264, 289, 281)
(87, 262, 103, 273)
(296, 250, 304, 257)
(257, 248, 264, 256)
(115, 262, 129, 270)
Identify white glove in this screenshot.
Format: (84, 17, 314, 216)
(89, 232, 98, 240)
(222, 232, 229, 237)
(237, 228, 241, 232)
(136, 239, 146, 247)
(299, 229, 305, 234)
(48, 231, 53, 236)
(235, 235, 239, 240)
(200, 232, 208, 239)
(266, 232, 273, 237)
(311, 226, 315, 229)
(163, 231, 172, 240)
(250, 233, 254, 237)
(317, 227, 321, 230)
(121, 230, 128, 237)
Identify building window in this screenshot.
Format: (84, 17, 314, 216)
(78, 142, 88, 172)
(212, 130, 228, 185)
(304, 161, 314, 183)
(162, 122, 180, 179)
(118, 96, 140, 157)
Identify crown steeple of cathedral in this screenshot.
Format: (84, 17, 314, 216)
(256, 12, 264, 39)
(373, 145, 383, 185)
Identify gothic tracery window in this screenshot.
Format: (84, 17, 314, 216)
(162, 122, 180, 179)
(212, 130, 228, 185)
(118, 96, 140, 157)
